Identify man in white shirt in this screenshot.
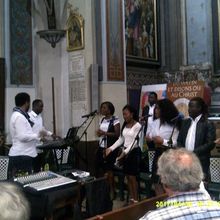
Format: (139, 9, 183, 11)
(142, 92, 157, 148)
(8, 93, 46, 177)
(29, 99, 55, 172)
(177, 97, 216, 180)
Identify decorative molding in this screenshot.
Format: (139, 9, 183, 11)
(127, 64, 213, 90)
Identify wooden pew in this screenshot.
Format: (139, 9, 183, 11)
(88, 194, 167, 220)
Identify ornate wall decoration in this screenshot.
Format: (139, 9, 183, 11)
(10, 0, 33, 85)
(66, 7, 84, 52)
(127, 64, 213, 90)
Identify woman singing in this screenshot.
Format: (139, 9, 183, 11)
(146, 99, 182, 195)
(96, 101, 120, 199)
(106, 105, 142, 203)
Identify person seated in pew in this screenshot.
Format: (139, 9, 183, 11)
(139, 148, 220, 220)
(0, 182, 30, 220)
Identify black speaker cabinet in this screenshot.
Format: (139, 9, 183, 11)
(0, 58, 5, 131)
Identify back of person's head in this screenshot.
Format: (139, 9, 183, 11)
(15, 93, 30, 107)
(0, 182, 30, 220)
(157, 148, 203, 192)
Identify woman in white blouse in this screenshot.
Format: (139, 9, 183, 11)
(146, 99, 182, 195)
(106, 105, 142, 203)
(96, 101, 120, 199)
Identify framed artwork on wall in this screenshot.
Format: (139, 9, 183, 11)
(125, 0, 160, 66)
(66, 11, 84, 52)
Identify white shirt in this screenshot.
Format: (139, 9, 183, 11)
(9, 111, 40, 157)
(185, 114, 202, 151)
(109, 122, 141, 155)
(29, 111, 53, 152)
(148, 104, 155, 125)
(99, 116, 120, 148)
(148, 119, 179, 147)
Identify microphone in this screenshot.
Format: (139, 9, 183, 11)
(82, 110, 97, 118)
(140, 114, 152, 119)
(170, 113, 184, 122)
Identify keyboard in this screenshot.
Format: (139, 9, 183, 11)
(14, 171, 76, 191)
(37, 139, 67, 149)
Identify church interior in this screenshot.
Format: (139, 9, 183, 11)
(1, 0, 220, 219)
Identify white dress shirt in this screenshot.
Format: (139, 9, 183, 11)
(29, 110, 53, 152)
(148, 104, 155, 125)
(9, 111, 40, 157)
(148, 119, 179, 146)
(109, 122, 141, 155)
(185, 114, 202, 151)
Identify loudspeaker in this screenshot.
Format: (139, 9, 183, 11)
(90, 64, 99, 112)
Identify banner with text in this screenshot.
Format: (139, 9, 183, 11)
(167, 81, 205, 117)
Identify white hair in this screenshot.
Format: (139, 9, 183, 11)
(157, 148, 204, 192)
(0, 182, 30, 220)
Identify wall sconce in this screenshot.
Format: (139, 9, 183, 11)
(37, 29, 66, 48)
(36, 0, 66, 48)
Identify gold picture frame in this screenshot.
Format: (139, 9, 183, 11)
(66, 12, 84, 51)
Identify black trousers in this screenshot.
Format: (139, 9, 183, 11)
(8, 155, 35, 178)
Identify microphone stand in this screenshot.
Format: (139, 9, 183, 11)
(167, 118, 179, 148)
(128, 122, 145, 154)
(78, 113, 97, 170)
(115, 123, 144, 168)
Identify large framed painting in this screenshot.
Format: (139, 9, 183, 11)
(125, 0, 160, 66)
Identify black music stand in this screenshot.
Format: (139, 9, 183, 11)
(77, 114, 96, 170)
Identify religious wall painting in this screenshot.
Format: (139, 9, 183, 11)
(66, 11, 84, 51)
(125, 0, 160, 66)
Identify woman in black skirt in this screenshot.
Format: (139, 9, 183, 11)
(146, 99, 182, 195)
(96, 101, 120, 198)
(106, 105, 141, 203)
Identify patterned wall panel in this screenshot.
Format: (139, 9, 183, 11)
(10, 0, 33, 85)
(127, 64, 214, 90)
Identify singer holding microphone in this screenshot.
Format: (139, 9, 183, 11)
(146, 99, 182, 195)
(105, 105, 141, 204)
(96, 101, 120, 199)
